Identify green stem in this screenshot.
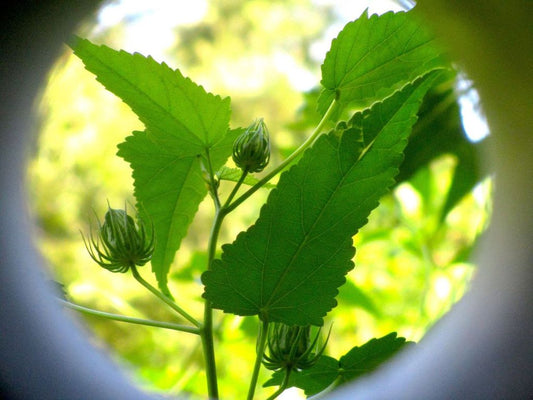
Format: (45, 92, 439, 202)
(222, 169, 248, 210)
(130, 265, 200, 328)
(199, 99, 334, 397)
(200, 153, 250, 398)
(199, 169, 250, 398)
(200, 178, 226, 399)
(226, 99, 338, 213)
(247, 319, 270, 400)
(201, 302, 218, 399)
(205, 148, 221, 209)
(266, 368, 292, 400)
(58, 299, 200, 334)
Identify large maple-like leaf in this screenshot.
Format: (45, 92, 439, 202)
(71, 37, 231, 152)
(202, 72, 440, 326)
(318, 10, 445, 115)
(72, 38, 236, 292)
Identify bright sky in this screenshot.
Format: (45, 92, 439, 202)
(92, 0, 406, 92)
(94, 0, 403, 62)
(92, 0, 489, 142)
(95, 0, 208, 60)
(93, 0, 488, 144)
(456, 77, 490, 142)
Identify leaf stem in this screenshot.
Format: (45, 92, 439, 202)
(222, 169, 248, 210)
(247, 319, 270, 400)
(130, 265, 200, 327)
(58, 298, 200, 334)
(226, 99, 338, 213)
(265, 368, 292, 400)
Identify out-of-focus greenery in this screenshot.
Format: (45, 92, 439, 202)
(27, 0, 490, 398)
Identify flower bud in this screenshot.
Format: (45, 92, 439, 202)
(232, 118, 270, 173)
(262, 323, 329, 372)
(82, 204, 154, 273)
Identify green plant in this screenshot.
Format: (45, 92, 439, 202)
(56, 8, 485, 399)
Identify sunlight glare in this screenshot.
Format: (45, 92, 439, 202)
(456, 76, 490, 142)
(95, 0, 208, 61)
(279, 387, 305, 399)
(396, 184, 421, 217)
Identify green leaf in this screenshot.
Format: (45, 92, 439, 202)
(263, 355, 339, 397)
(202, 72, 440, 326)
(71, 37, 231, 153)
(116, 132, 205, 290)
(318, 10, 445, 115)
(217, 166, 275, 189)
(339, 332, 410, 382)
(117, 129, 238, 292)
(71, 37, 237, 291)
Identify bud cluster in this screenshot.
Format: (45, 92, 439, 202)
(262, 323, 328, 372)
(82, 204, 154, 273)
(232, 118, 271, 173)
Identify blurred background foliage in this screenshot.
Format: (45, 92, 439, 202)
(27, 0, 490, 398)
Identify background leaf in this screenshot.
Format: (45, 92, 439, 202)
(203, 72, 440, 326)
(318, 10, 445, 115)
(217, 165, 275, 189)
(337, 280, 380, 316)
(72, 38, 237, 292)
(395, 72, 486, 220)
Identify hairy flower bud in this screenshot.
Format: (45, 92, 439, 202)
(82, 204, 154, 273)
(232, 118, 270, 173)
(262, 323, 329, 372)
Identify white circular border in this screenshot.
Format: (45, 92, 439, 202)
(0, 1, 531, 399)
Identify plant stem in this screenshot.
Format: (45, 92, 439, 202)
(130, 265, 200, 327)
(201, 303, 218, 399)
(58, 298, 200, 334)
(247, 319, 270, 400)
(200, 154, 250, 398)
(200, 102, 333, 397)
(200, 180, 226, 399)
(226, 99, 338, 213)
(265, 368, 292, 400)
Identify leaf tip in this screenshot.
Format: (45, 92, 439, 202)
(66, 34, 83, 51)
